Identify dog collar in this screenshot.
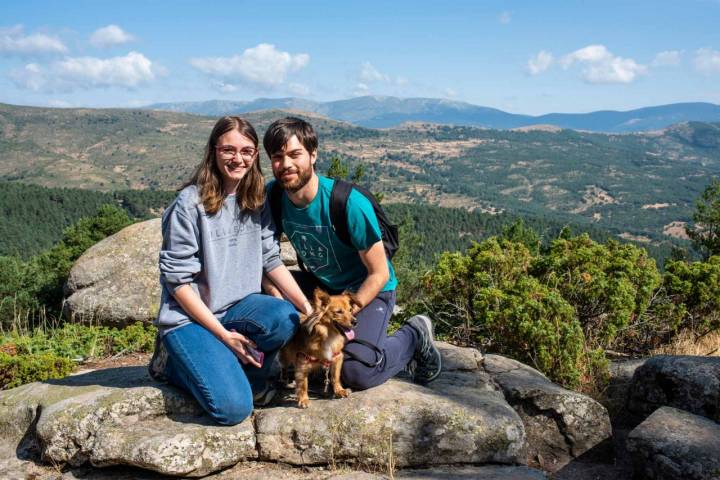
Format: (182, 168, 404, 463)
(297, 350, 342, 368)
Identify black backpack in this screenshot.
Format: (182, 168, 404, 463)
(269, 179, 399, 260)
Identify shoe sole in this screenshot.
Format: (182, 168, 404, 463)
(411, 315, 442, 384)
(253, 387, 277, 407)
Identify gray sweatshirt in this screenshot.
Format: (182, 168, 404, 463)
(154, 185, 282, 335)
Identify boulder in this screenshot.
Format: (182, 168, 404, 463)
(626, 355, 720, 422)
(64, 218, 162, 326)
(0, 344, 527, 477)
(64, 219, 302, 325)
(481, 354, 612, 472)
(605, 358, 647, 422)
(626, 406, 720, 480)
(0, 367, 256, 477)
(281, 237, 299, 267)
(255, 343, 525, 467)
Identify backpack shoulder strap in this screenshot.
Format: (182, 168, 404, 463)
(329, 178, 353, 247)
(269, 181, 284, 240)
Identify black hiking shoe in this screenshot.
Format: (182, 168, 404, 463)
(148, 333, 168, 382)
(406, 315, 442, 384)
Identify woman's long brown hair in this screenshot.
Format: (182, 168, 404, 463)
(183, 116, 264, 215)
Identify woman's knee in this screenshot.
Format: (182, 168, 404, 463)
(206, 393, 253, 425)
(264, 300, 299, 348)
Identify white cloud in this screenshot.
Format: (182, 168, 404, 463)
(0, 25, 67, 55)
(652, 50, 682, 67)
(190, 43, 309, 90)
(527, 50, 554, 75)
(10, 51, 158, 92)
(215, 82, 238, 93)
(444, 88, 457, 98)
(90, 25, 135, 48)
(353, 82, 370, 96)
(499, 11, 512, 24)
(357, 61, 407, 89)
(359, 61, 390, 83)
(694, 47, 720, 73)
(561, 44, 646, 84)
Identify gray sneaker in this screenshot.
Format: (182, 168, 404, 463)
(406, 315, 442, 384)
(148, 333, 168, 382)
(253, 383, 277, 407)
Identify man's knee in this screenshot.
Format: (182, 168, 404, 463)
(341, 361, 380, 391)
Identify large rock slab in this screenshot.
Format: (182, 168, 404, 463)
(0, 344, 530, 477)
(481, 354, 612, 472)
(64, 218, 162, 326)
(0, 366, 257, 477)
(626, 355, 720, 422)
(255, 344, 526, 468)
(626, 406, 720, 480)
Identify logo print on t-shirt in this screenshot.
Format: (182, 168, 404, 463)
(290, 231, 330, 271)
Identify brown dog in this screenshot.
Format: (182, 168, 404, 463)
(280, 288, 359, 408)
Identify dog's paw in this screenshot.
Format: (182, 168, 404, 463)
(297, 398, 310, 409)
(334, 388, 351, 398)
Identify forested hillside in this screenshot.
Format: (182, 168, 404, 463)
(0, 182, 175, 257)
(0, 182, 682, 263)
(1, 103, 718, 245)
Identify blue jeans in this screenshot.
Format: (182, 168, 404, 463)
(161, 294, 299, 425)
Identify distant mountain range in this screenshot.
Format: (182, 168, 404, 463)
(2, 101, 719, 246)
(146, 96, 720, 132)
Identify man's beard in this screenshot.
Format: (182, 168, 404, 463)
(276, 165, 312, 193)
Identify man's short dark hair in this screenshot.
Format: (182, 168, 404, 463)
(263, 117, 318, 157)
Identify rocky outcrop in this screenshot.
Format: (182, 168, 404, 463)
(626, 355, 720, 422)
(606, 358, 647, 421)
(481, 354, 612, 472)
(626, 406, 720, 480)
(64, 219, 301, 326)
(64, 218, 162, 326)
(0, 344, 566, 477)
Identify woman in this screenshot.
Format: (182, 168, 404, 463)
(149, 116, 312, 425)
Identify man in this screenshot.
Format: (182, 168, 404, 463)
(262, 117, 441, 390)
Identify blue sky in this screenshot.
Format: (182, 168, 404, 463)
(1, 0, 719, 114)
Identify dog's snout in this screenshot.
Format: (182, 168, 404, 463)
(351, 319, 358, 328)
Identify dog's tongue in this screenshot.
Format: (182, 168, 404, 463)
(345, 329, 355, 341)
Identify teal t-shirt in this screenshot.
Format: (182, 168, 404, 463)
(274, 175, 397, 293)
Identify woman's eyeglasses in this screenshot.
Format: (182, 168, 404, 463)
(215, 146, 257, 161)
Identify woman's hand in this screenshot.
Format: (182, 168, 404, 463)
(222, 329, 262, 368)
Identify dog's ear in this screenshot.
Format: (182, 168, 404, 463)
(348, 292, 363, 311)
(313, 287, 330, 309)
(302, 311, 321, 334)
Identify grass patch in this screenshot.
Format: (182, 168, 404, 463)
(0, 322, 156, 389)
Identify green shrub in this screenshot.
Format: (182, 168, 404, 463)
(411, 238, 586, 387)
(533, 234, 661, 348)
(662, 256, 720, 336)
(107, 322, 156, 354)
(0, 204, 132, 329)
(0, 352, 74, 389)
(3, 322, 156, 360)
(0, 322, 156, 389)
